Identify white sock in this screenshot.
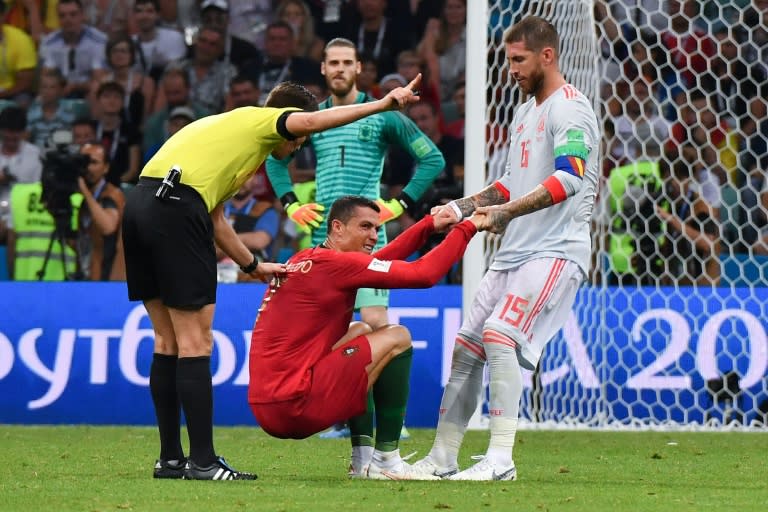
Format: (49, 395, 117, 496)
(372, 448, 401, 469)
(483, 329, 522, 468)
(429, 338, 485, 468)
(351, 445, 374, 470)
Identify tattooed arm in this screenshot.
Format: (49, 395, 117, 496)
(433, 183, 509, 224)
(474, 185, 554, 234)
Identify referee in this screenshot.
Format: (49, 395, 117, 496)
(122, 78, 422, 481)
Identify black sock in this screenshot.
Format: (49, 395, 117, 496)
(150, 353, 184, 461)
(177, 356, 216, 466)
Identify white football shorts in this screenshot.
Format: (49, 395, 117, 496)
(459, 257, 584, 371)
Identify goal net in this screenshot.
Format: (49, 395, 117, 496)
(465, 0, 768, 429)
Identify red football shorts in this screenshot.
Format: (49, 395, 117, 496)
(250, 335, 372, 439)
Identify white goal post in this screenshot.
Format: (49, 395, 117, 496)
(463, 0, 768, 430)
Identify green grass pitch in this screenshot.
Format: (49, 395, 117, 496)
(1, 426, 766, 512)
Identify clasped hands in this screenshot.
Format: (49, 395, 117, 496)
(431, 203, 509, 234)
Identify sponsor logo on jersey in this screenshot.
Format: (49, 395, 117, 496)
(367, 258, 392, 272)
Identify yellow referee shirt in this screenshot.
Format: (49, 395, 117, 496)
(142, 107, 296, 212)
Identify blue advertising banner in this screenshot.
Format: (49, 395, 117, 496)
(1, 283, 766, 426)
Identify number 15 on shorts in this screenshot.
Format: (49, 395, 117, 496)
(498, 294, 530, 329)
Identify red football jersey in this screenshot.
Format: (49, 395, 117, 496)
(248, 217, 476, 404)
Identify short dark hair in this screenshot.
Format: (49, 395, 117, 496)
(264, 81, 318, 111)
(229, 74, 257, 88)
(503, 15, 559, 56)
(326, 195, 380, 234)
(323, 37, 358, 61)
(133, 0, 159, 10)
(72, 117, 96, 131)
(106, 32, 136, 67)
(0, 106, 27, 132)
(97, 80, 126, 97)
(58, 0, 83, 10)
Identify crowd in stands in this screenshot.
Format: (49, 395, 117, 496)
(595, 0, 768, 287)
(0, 0, 467, 282)
(1, 0, 766, 287)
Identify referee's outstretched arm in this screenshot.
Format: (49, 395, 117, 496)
(285, 74, 422, 137)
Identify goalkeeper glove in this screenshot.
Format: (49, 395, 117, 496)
(375, 197, 410, 224)
(281, 192, 324, 233)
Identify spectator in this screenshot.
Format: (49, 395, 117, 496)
(378, 72, 407, 96)
(416, 0, 466, 102)
(668, 89, 738, 192)
(72, 116, 97, 145)
(656, 156, 721, 286)
(443, 79, 465, 138)
(355, 53, 380, 98)
(710, 23, 766, 137)
(2, 0, 47, 43)
(249, 21, 320, 105)
(142, 105, 196, 162)
(91, 80, 141, 185)
(27, 70, 78, 149)
(659, 0, 716, 90)
(0, 106, 43, 242)
(131, 0, 187, 83)
(346, 0, 414, 79)
(75, 143, 125, 280)
(218, 173, 279, 267)
(0, 0, 37, 103)
(90, 32, 156, 126)
(226, 0, 273, 51)
(224, 74, 260, 110)
(199, 0, 261, 72)
(396, 49, 440, 115)
(79, 0, 131, 35)
(40, 0, 108, 99)
(163, 25, 236, 114)
(610, 78, 669, 165)
(275, 0, 325, 62)
(143, 69, 208, 156)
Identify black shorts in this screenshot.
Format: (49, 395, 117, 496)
(122, 177, 216, 308)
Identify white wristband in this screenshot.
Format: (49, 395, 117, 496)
(447, 200, 463, 221)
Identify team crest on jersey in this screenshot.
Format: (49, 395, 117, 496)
(358, 124, 374, 141)
(516, 123, 524, 134)
(343, 345, 359, 356)
(367, 259, 392, 272)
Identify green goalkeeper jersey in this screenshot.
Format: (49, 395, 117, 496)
(267, 92, 445, 247)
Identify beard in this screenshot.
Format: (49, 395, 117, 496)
(328, 75, 356, 97)
(518, 67, 544, 96)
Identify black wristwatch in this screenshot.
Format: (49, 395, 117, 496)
(240, 256, 259, 274)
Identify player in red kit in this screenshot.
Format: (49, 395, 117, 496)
(248, 195, 488, 479)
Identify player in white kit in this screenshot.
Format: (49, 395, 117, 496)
(395, 16, 600, 481)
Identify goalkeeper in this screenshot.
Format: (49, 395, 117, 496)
(267, 39, 444, 476)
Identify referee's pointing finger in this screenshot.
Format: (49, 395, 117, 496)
(405, 73, 422, 92)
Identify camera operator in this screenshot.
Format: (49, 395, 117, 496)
(76, 143, 125, 280)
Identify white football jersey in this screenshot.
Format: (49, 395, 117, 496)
(492, 84, 600, 275)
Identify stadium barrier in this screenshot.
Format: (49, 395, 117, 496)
(1, 283, 766, 428)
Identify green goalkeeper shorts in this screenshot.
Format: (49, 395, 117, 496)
(354, 287, 390, 309)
